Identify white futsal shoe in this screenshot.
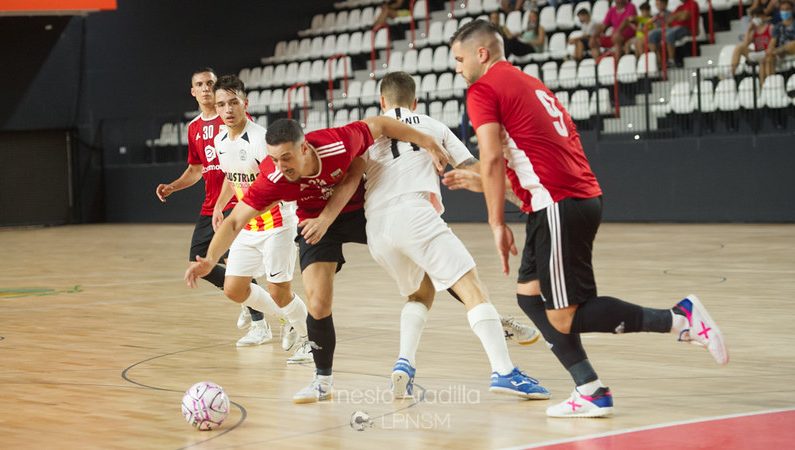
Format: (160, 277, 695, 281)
(280, 318, 298, 351)
(292, 374, 333, 404)
(286, 339, 313, 364)
(674, 295, 729, 365)
(501, 316, 542, 345)
(546, 387, 614, 418)
(237, 305, 251, 329)
(236, 320, 272, 347)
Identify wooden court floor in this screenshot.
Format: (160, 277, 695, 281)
(1, 223, 793, 449)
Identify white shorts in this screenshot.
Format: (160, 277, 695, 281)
(365, 194, 476, 296)
(748, 50, 766, 63)
(226, 225, 297, 283)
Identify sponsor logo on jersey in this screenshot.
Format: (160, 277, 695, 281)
(226, 172, 257, 183)
(204, 145, 217, 161)
(201, 164, 223, 174)
(239, 149, 247, 161)
(330, 169, 342, 179)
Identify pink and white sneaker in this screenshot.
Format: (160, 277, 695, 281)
(674, 295, 729, 365)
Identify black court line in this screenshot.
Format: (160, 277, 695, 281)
(120, 342, 248, 450)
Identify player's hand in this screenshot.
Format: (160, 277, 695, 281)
(156, 183, 175, 202)
(185, 255, 214, 288)
(423, 138, 450, 175)
(298, 216, 331, 245)
(212, 209, 224, 232)
(442, 169, 484, 192)
(491, 224, 518, 276)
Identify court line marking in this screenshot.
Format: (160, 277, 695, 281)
(501, 406, 795, 450)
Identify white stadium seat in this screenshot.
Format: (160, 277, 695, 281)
(714, 78, 739, 111)
(558, 60, 578, 89)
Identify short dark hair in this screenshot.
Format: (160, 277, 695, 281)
(190, 67, 215, 86)
(380, 71, 416, 106)
(449, 19, 502, 46)
(657, 0, 669, 5)
(213, 74, 246, 96)
(780, 0, 793, 8)
(576, 7, 590, 16)
(639, 2, 651, 10)
(266, 119, 305, 146)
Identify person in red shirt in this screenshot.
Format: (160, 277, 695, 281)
(449, 20, 728, 418)
(154, 68, 269, 341)
(591, 0, 638, 58)
(185, 117, 448, 404)
(730, 7, 773, 78)
(648, 0, 700, 67)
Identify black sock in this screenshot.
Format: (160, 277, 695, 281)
(307, 314, 335, 376)
(570, 296, 673, 334)
(518, 294, 598, 385)
(202, 264, 226, 289)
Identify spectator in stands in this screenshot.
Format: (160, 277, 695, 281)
(762, 0, 795, 84)
(500, 0, 526, 13)
(505, 9, 547, 56)
(749, 0, 781, 24)
(730, 7, 773, 77)
(570, 7, 597, 61)
(590, 0, 638, 59)
(373, 0, 410, 27)
(647, 0, 699, 68)
(628, 2, 654, 57)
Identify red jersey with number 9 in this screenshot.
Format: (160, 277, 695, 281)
(466, 61, 602, 213)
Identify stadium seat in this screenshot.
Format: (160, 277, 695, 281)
(569, 90, 590, 120)
(523, 63, 540, 79)
(269, 89, 284, 112)
(670, 81, 694, 114)
(247, 90, 261, 110)
(591, 0, 609, 23)
(787, 74, 795, 105)
(761, 75, 790, 108)
(577, 58, 596, 87)
(285, 63, 299, 83)
(361, 79, 378, 104)
(738, 76, 763, 109)
(505, 11, 524, 35)
(616, 54, 638, 83)
(322, 35, 337, 57)
(432, 46, 449, 72)
(256, 115, 268, 129)
(248, 67, 262, 89)
(714, 78, 740, 111)
(285, 40, 300, 61)
(453, 75, 467, 96)
(347, 8, 362, 31)
(349, 106, 361, 121)
(483, 0, 500, 13)
(403, 49, 419, 73)
(597, 56, 616, 86)
(272, 41, 288, 62)
(436, 72, 455, 99)
(386, 50, 403, 73)
(417, 47, 434, 73)
(297, 61, 311, 84)
(421, 73, 438, 99)
(697, 80, 717, 112)
(636, 51, 659, 78)
(322, 12, 336, 34)
(556, 4, 575, 31)
(336, 56, 353, 80)
(334, 10, 349, 32)
(374, 27, 388, 49)
(360, 7, 375, 29)
(539, 6, 556, 33)
(590, 88, 612, 116)
(333, 108, 349, 127)
(541, 61, 559, 89)
(343, 80, 362, 106)
(443, 19, 459, 44)
(272, 64, 287, 86)
(555, 91, 570, 112)
(428, 21, 444, 46)
(364, 105, 380, 117)
(443, 100, 461, 128)
(558, 60, 578, 89)
(429, 101, 444, 120)
(549, 32, 568, 59)
(238, 68, 251, 87)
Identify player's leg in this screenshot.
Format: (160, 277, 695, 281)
(392, 275, 434, 399)
(292, 209, 368, 404)
(261, 226, 311, 362)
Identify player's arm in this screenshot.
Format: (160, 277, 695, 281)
(212, 179, 237, 231)
(477, 122, 516, 275)
(361, 116, 449, 173)
(156, 164, 203, 202)
(299, 157, 366, 245)
(185, 200, 274, 287)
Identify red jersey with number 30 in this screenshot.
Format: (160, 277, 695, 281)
(242, 121, 374, 221)
(466, 61, 602, 213)
(187, 114, 236, 216)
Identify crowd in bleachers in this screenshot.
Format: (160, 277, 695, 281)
(148, 0, 795, 150)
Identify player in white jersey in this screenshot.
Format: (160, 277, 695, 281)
(211, 75, 310, 363)
(362, 72, 547, 399)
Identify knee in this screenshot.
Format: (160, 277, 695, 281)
(307, 295, 332, 319)
(267, 282, 292, 307)
(547, 311, 573, 334)
(223, 283, 248, 303)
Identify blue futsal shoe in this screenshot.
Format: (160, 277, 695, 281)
(489, 367, 551, 399)
(391, 358, 416, 399)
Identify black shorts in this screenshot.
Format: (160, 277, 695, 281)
(517, 197, 602, 310)
(297, 208, 367, 273)
(188, 212, 230, 262)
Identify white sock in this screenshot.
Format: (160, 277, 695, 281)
(671, 310, 689, 334)
(576, 379, 605, 396)
(399, 302, 428, 367)
(316, 374, 333, 384)
(281, 293, 309, 338)
(467, 303, 514, 376)
(242, 283, 280, 316)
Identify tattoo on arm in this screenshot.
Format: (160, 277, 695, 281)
(455, 157, 479, 169)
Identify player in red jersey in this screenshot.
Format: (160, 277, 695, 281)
(155, 68, 269, 345)
(185, 117, 448, 404)
(448, 20, 728, 417)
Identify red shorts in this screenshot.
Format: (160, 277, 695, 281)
(599, 35, 615, 48)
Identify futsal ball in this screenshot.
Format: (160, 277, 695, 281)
(181, 381, 230, 431)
